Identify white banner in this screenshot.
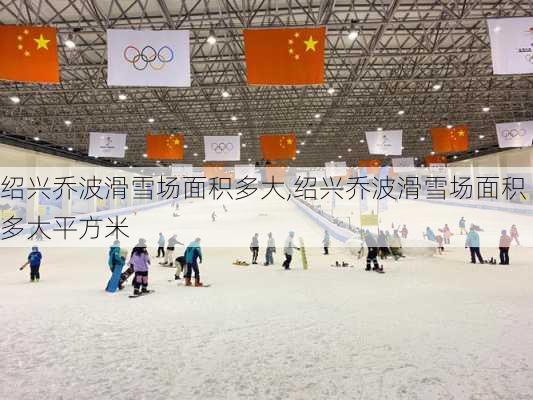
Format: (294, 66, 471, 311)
(428, 163, 447, 174)
(496, 121, 533, 148)
(234, 164, 256, 180)
(107, 29, 190, 87)
(487, 18, 533, 75)
(204, 136, 241, 161)
(365, 130, 403, 155)
(171, 163, 193, 177)
(324, 161, 347, 177)
(88, 132, 126, 158)
(392, 157, 415, 172)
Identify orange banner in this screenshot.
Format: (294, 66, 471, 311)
(424, 155, 448, 165)
(244, 27, 325, 85)
(0, 25, 59, 84)
(260, 134, 297, 160)
(430, 125, 468, 153)
(146, 134, 184, 160)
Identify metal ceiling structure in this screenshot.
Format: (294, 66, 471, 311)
(1, 0, 532, 167)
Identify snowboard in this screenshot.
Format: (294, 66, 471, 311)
(129, 290, 155, 298)
(119, 265, 134, 287)
(233, 260, 250, 266)
(299, 237, 308, 270)
(105, 264, 124, 293)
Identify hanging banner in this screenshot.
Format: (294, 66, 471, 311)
(324, 161, 347, 177)
(496, 121, 533, 148)
(171, 164, 193, 177)
(391, 157, 415, 173)
(234, 164, 256, 180)
(107, 29, 190, 87)
(203, 136, 241, 161)
(487, 17, 533, 75)
(88, 132, 127, 158)
(365, 130, 403, 155)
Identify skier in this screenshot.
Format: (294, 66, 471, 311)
(322, 230, 330, 255)
(174, 255, 186, 280)
(250, 233, 259, 264)
(162, 234, 183, 267)
(129, 244, 151, 296)
(426, 227, 436, 241)
(106, 240, 126, 292)
(282, 231, 300, 270)
(264, 232, 276, 266)
(211, 211, 217, 222)
(401, 224, 408, 239)
(499, 229, 511, 265)
(389, 230, 404, 260)
(459, 217, 466, 235)
(435, 233, 444, 254)
(363, 230, 380, 271)
(443, 224, 452, 244)
(465, 225, 484, 264)
(377, 230, 390, 259)
(156, 232, 165, 258)
(223, 204, 228, 212)
(510, 224, 519, 246)
(20, 246, 42, 282)
(184, 238, 203, 286)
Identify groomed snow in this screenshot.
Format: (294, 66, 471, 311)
(1, 194, 532, 399)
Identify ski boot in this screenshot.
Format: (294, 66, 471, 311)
(184, 277, 192, 286)
(141, 287, 150, 294)
(194, 278, 203, 287)
(174, 274, 181, 280)
(133, 288, 141, 296)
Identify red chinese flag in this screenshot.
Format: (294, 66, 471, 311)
(0, 25, 59, 84)
(146, 134, 184, 160)
(244, 27, 325, 85)
(260, 134, 297, 160)
(424, 155, 448, 165)
(431, 125, 469, 153)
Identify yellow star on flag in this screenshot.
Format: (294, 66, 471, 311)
(304, 35, 318, 52)
(457, 130, 465, 136)
(34, 34, 50, 50)
(286, 138, 293, 145)
(174, 139, 180, 145)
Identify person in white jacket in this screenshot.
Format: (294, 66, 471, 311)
(322, 230, 330, 255)
(264, 232, 276, 266)
(282, 231, 300, 270)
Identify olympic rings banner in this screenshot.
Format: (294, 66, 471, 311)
(203, 136, 241, 161)
(496, 121, 533, 148)
(107, 29, 190, 87)
(487, 17, 533, 75)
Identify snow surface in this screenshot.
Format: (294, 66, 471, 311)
(1, 194, 532, 400)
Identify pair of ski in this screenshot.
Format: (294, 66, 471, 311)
(129, 290, 155, 298)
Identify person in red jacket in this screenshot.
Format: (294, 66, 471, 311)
(499, 229, 512, 265)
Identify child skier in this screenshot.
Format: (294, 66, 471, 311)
(20, 246, 42, 282)
(174, 255, 186, 280)
(129, 244, 151, 296)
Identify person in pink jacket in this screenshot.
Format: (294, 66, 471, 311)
(129, 243, 151, 296)
(499, 230, 511, 265)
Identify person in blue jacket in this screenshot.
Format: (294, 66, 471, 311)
(184, 238, 203, 287)
(465, 225, 484, 264)
(424, 227, 436, 242)
(106, 240, 126, 292)
(20, 246, 42, 282)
